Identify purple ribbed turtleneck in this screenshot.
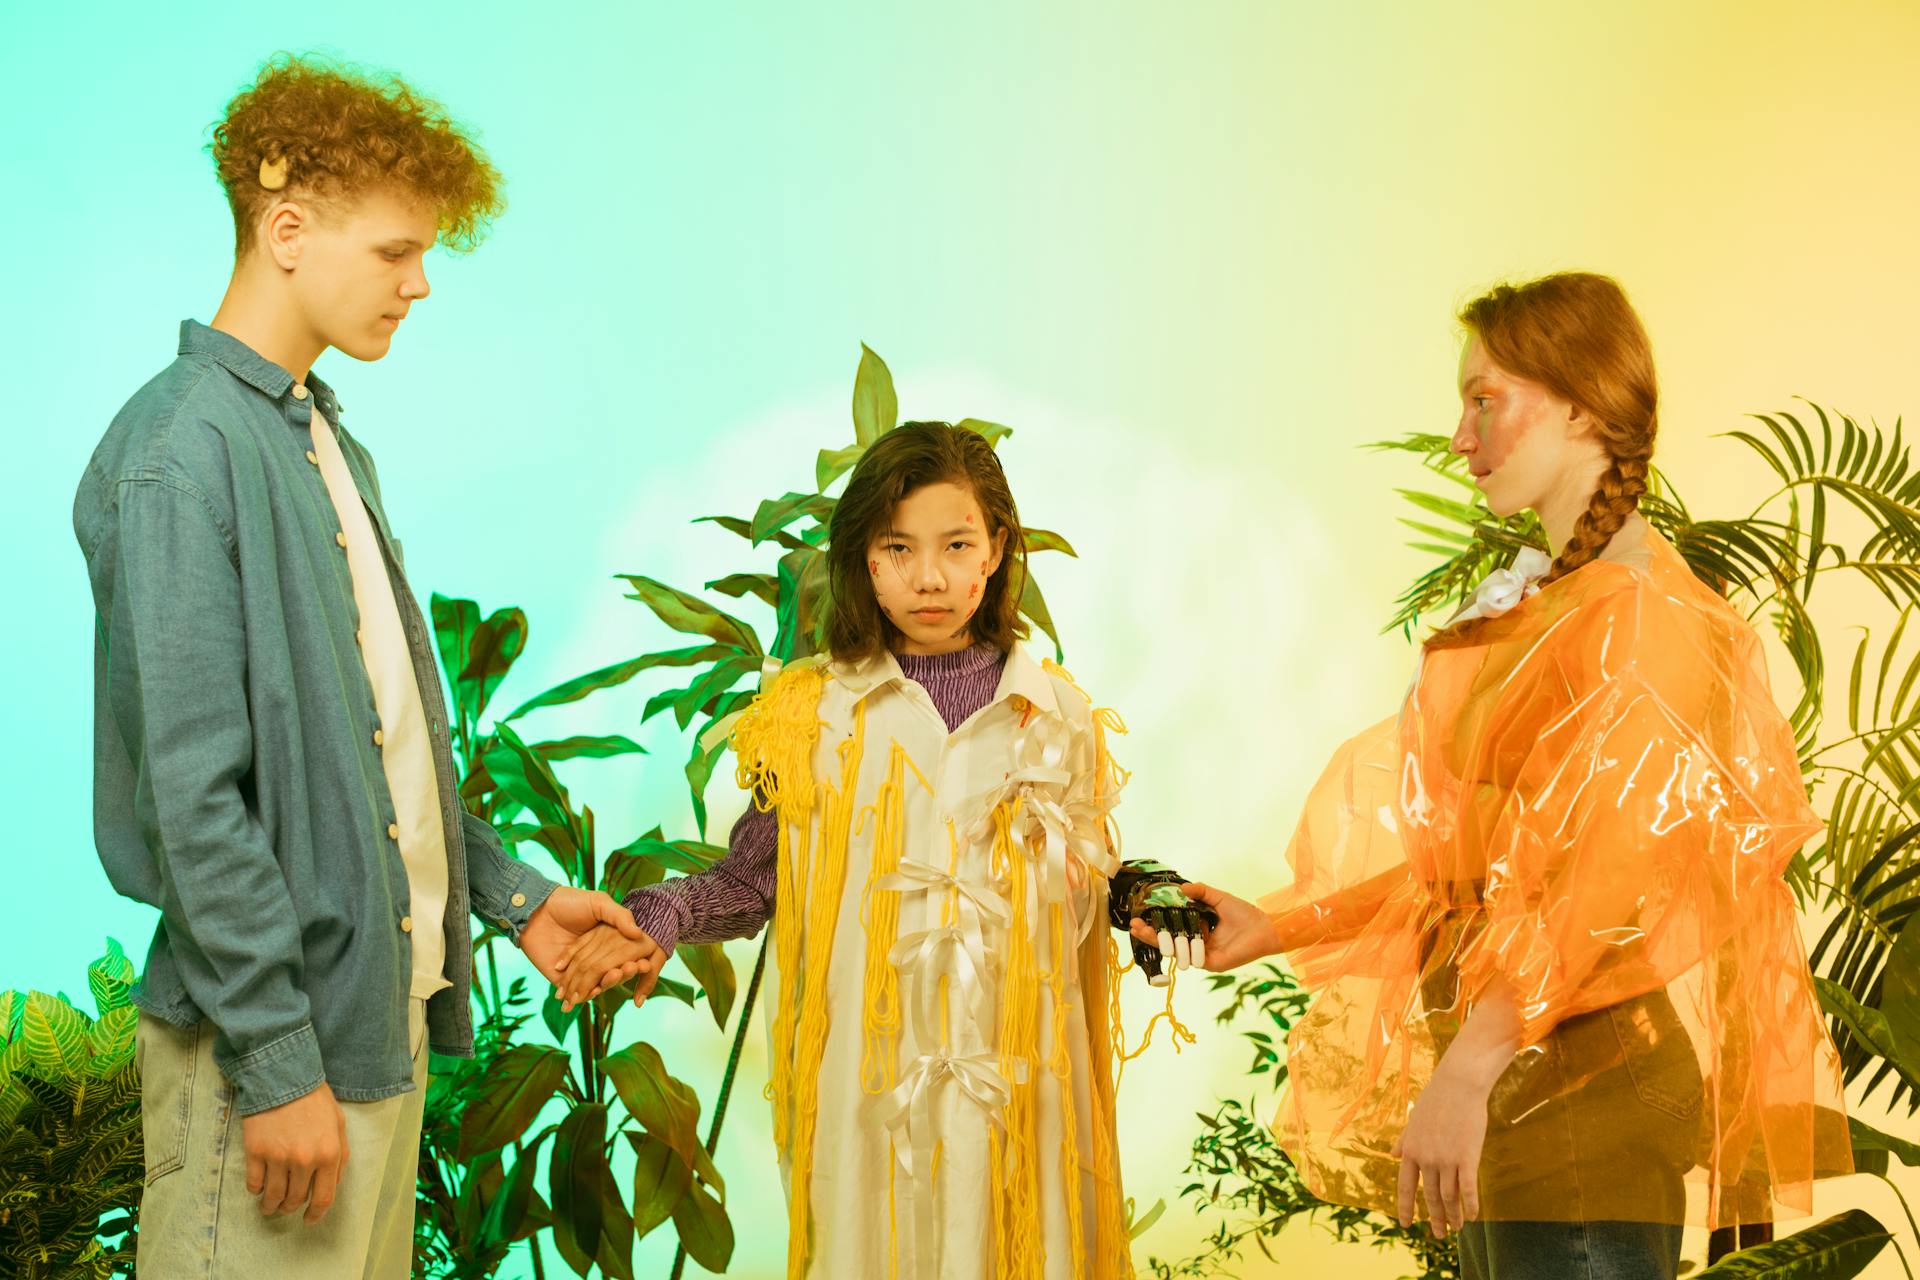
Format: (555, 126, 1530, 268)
(624, 643, 1008, 956)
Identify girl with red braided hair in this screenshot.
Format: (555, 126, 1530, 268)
(1144, 273, 1853, 1279)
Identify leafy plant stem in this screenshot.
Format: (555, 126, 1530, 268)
(1882, 1173, 1920, 1266)
(669, 933, 770, 1280)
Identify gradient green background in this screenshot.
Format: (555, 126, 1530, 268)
(7, 1, 1920, 1274)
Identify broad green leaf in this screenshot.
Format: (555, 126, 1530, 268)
(551, 1202, 594, 1278)
(458, 606, 530, 727)
(816, 443, 865, 491)
(610, 836, 727, 875)
(851, 343, 898, 446)
(550, 1103, 610, 1267)
(86, 939, 133, 1018)
(430, 594, 480, 701)
(600, 848, 667, 900)
(627, 1131, 692, 1239)
(1849, 1115, 1920, 1169)
(602, 1041, 701, 1161)
(1693, 1208, 1889, 1277)
(695, 513, 810, 553)
(500, 644, 731, 723)
(678, 943, 737, 1029)
(592, 1165, 637, 1280)
(594, 972, 700, 1017)
(773, 544, 831, 662)
(543, 990, 582, 1044)
(751, 491, 838, 546)
(1879, 910, 1920, 1086)
(477, 1130, 548, 1248)
(481, 723, 580, 873)
(670, 652, 761, 731)
(1023, 527, 1077, 557)
(1018, 570, 1064, 661)
(618, 575, 762, 654)
(21, 991, 89, 1079)
(669, 1175, 735, 1271)
(686, 734, 730, 837)
(533, 734, 649, 762)
(956, 417, 1013, 447)
(1814, 976, 1920, 1086)
(457, 1044, 571, 1160)
(0, 988, 21, 1043)
(87, 1005, 136, 1077)
(706, 573, 779, 607)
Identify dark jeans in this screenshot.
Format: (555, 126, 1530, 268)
(1456, 1218, 1685, 1280)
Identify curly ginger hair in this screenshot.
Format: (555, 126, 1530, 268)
(209, 53, 505, 258)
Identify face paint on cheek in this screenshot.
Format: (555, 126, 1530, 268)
(869, 560, 879, 576)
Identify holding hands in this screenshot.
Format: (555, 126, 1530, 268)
(1115, 874, 1282, 981)
(518, 885, 662, 1010)
(554, 924, 662, 1012)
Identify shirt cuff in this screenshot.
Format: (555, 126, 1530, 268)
(479, 861, 560, 939)
(624, 887, 685, 959)
(221, 1021, 327, 1117)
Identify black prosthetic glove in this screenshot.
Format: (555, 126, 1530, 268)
(1107, 859, 1218, 988)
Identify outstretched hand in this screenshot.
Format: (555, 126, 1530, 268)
(1126, 882, 1282, 973)
(519, 886, 655, 1001)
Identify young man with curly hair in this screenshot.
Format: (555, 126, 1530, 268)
(72, 54, 658, 1274)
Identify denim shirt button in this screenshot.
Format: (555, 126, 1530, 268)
(305, 450, 318, 465)
(292, 384, 309, 400)
(400, 915, 414, 933)
(387, 823, 400, 840)
(510, 892, 527, 907)
(373, 729, 385, 747)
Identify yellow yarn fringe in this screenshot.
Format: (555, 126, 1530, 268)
(1047, 657, 1142, 1278)
(782, 702, 866, 1279)
(1043, 900, 1087, 1280)
(857, 742, 928, 1095)
(732, 664, 827, 1148)
(990, 797, 1045, 1280)
(730, 665, 864, 1280)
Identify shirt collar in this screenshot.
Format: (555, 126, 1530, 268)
(178, 320, 342, 419)
(834, 640, 1060, 720)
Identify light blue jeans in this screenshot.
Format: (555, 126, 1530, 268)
(134, 999, 429, 1278)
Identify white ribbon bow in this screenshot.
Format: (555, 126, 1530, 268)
(886, 924, 995, 1047)
(1457, 547, 1552, 623)
(875, 1046, 1011, 1272)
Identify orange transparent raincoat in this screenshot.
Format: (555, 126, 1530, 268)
(1264, 531, 1852, 1229)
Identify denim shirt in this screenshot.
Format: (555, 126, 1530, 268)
(74, 321, 557, 1115)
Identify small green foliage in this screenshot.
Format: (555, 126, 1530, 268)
(0, 941, 144, 1279)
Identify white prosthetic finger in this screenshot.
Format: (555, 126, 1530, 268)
(1173, 933, 1193, 970)
(1148, 968, 1172, 987)
(1191, 935, 1207, 968)
(1157, 929, 1176, 961)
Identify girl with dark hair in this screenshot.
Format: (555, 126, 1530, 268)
(1143, 275, 1852, 1279)
(558, 421, 1148, 1279)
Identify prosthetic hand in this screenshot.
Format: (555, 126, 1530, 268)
(1107, 859, 1218, 987)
